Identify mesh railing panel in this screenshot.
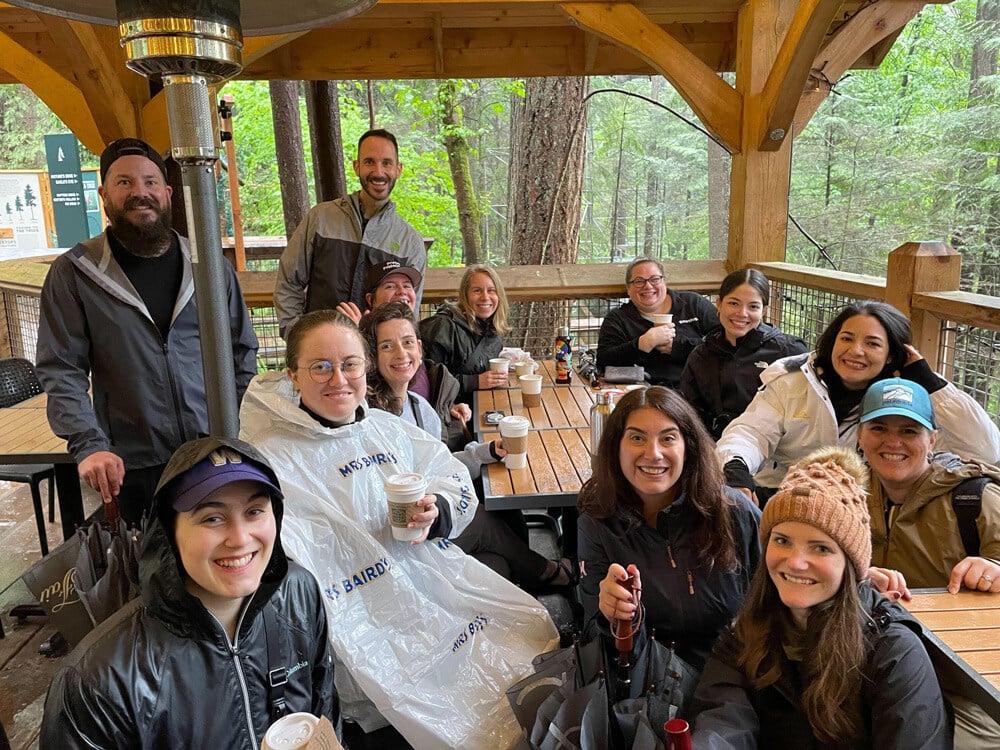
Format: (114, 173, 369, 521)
(765, 281, 857, 350)
(939, 323, 1000, 425)
(2, 290, 41, 362)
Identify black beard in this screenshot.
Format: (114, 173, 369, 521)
(107, 199, 173, 257)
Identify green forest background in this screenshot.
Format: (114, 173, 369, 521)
(0, 0, 996, 291)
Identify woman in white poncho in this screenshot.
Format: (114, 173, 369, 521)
(239, 309, 557, 749)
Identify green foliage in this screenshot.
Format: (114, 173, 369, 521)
(0, 85, 67, 168)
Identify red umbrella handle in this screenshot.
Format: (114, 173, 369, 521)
(104, 496, 120, 532)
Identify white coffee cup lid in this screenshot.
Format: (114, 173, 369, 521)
(264, 713, 318, 749)
(384, 473, 427, 493)
(499, 415, 530, 430)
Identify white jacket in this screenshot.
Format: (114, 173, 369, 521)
(240, 373, 557, 749)
(717, 353, 1000, 489)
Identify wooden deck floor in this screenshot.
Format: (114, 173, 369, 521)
(0, 480, 101, 749)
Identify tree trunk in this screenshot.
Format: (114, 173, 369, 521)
(438, 80, 483, 264)
(269, 80, 310, 238)
(305, 81, 348, 203)
(506, 76, 587, 353)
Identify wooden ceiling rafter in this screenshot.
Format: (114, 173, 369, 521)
(560, 1, 742, 153)
(793, 0, 927, 135)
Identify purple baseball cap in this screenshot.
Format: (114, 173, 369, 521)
(165, 443, 283, 512)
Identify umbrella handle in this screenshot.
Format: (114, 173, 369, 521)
(613, 573, 639, 667)
(104, 496, 120, 533)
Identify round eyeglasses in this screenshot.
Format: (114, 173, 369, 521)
(301, 358, 366, 383)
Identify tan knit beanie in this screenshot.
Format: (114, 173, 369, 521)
(760, 447, 871, 575)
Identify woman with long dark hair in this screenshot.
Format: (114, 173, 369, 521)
(680, 268, 806, 438)
(717, 299, 1000, 503)
(690, 448, 950, 749)
(578, 386, 761, 672)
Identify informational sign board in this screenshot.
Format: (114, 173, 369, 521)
(0, 171, 48, 252)
(44, 133, 89, 248)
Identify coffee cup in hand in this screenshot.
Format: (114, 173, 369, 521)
(489, 357, 510, 374)
(652, 313, 673, 326)
(499, 415, 530, 470)
(384, 473, 428, 541)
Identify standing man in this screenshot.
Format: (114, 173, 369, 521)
(596, 256, 719, 388)
(35, 138, 258, 526)
(274, 128, 426, 338)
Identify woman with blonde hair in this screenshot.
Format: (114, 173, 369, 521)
(420, 264, 511, 402)
(690, 448, 950, 749)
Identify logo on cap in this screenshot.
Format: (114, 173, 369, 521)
(207, 448, 244, 467)
(881, 384, 915, 405)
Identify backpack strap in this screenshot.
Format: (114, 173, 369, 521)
(262, 605, 290, 723)
(952, 476, 991, 558)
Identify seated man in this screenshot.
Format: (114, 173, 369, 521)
(335, 259, 421, 324)
(41, 437, 340, 749)
(596, 256, 718, 388)
(859, 378, 1000, 749)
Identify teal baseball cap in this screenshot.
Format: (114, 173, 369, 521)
(860, 378, 935, 431)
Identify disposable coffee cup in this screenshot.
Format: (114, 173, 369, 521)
(384, 473, 427, 542)
(261, 712, 342, 749)
(513, 360, 536, 378)
(519, 374, 543, 408)
(499, 415, 530, 469)
(652, 313, 673, 326)
(489, 357, 510, 374)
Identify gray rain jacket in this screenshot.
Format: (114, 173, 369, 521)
(35, 232, 258, 469)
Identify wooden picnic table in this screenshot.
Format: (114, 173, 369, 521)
(473, 363, 598, 510)
(0, 394, 85, 540)
(903, 589, 1000, 723)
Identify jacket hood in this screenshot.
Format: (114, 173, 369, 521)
(433, 301, 494, 336)
(703, 322, 784, 354)
(895, 460, 1000, 514)
(140, 435, 289, 639)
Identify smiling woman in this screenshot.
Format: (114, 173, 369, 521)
(577, 386, 761, 676)
(689, 448, 951, 750)
(716, 299, 1000, 502)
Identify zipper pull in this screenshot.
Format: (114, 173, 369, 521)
(666, 543, 677, 568)
(686, 570, 694, 596)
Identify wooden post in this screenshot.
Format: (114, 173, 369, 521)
(885, 242, 961, 376)
(219, 94, 246, 271)
(726, 0, 797, 271)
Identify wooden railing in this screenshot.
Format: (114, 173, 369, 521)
(3, 244, 999, 424)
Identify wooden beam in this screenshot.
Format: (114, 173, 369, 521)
(0, 28, 104, 154)
(756, 0, 842, 151)
(559, 2, 742, 152)
(139, 94, 171, 154)
(38, 18, 138, 147)
(794, 0, 925, 135)
(434, 13, 445, 76)
(242, 33, 308, 66)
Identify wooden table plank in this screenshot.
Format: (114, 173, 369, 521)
(915, 610, 1000, 630)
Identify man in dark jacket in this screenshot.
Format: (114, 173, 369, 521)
(40, 436, 340, 749)
(596, 257, 719, 388)
(35, 138, 258, 525)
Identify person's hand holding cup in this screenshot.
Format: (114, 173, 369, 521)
(385, 473, 436, 543)
(499, 415, 530, 470)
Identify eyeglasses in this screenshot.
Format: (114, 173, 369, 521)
(627, 275, 665, 288)
(301, 358, 366, 383)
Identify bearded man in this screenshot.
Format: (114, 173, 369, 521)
(273, 128, 426, 338)
(36, 138, 258, 525)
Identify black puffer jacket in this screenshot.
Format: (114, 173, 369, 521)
(680, 323, 807, 438)
(690, 583, 951, 750)
(40, 441, 338, 750)
(420, 303, 503, 401)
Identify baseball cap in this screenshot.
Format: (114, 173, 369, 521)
(365, 260, 422, 294)
(860, 378, 935, 431)
(155, 437, 283, 513)
(100, 138, 169, 182)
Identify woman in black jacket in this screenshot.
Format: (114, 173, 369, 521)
(40, 437, 339, 750)
(690, 448, 950, 750)
(419, 264, 511, 403)
(680, 268, 806, 439)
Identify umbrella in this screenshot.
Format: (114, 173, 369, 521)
(507, 616, 698, 750)
(21, 499, 142, 647)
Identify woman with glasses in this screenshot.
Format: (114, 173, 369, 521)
(420, 264, 510, 404)
(239, 309, 558, 748)
(596, 256, 719, 388)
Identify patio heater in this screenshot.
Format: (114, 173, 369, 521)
(6, 0, 373, 436)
